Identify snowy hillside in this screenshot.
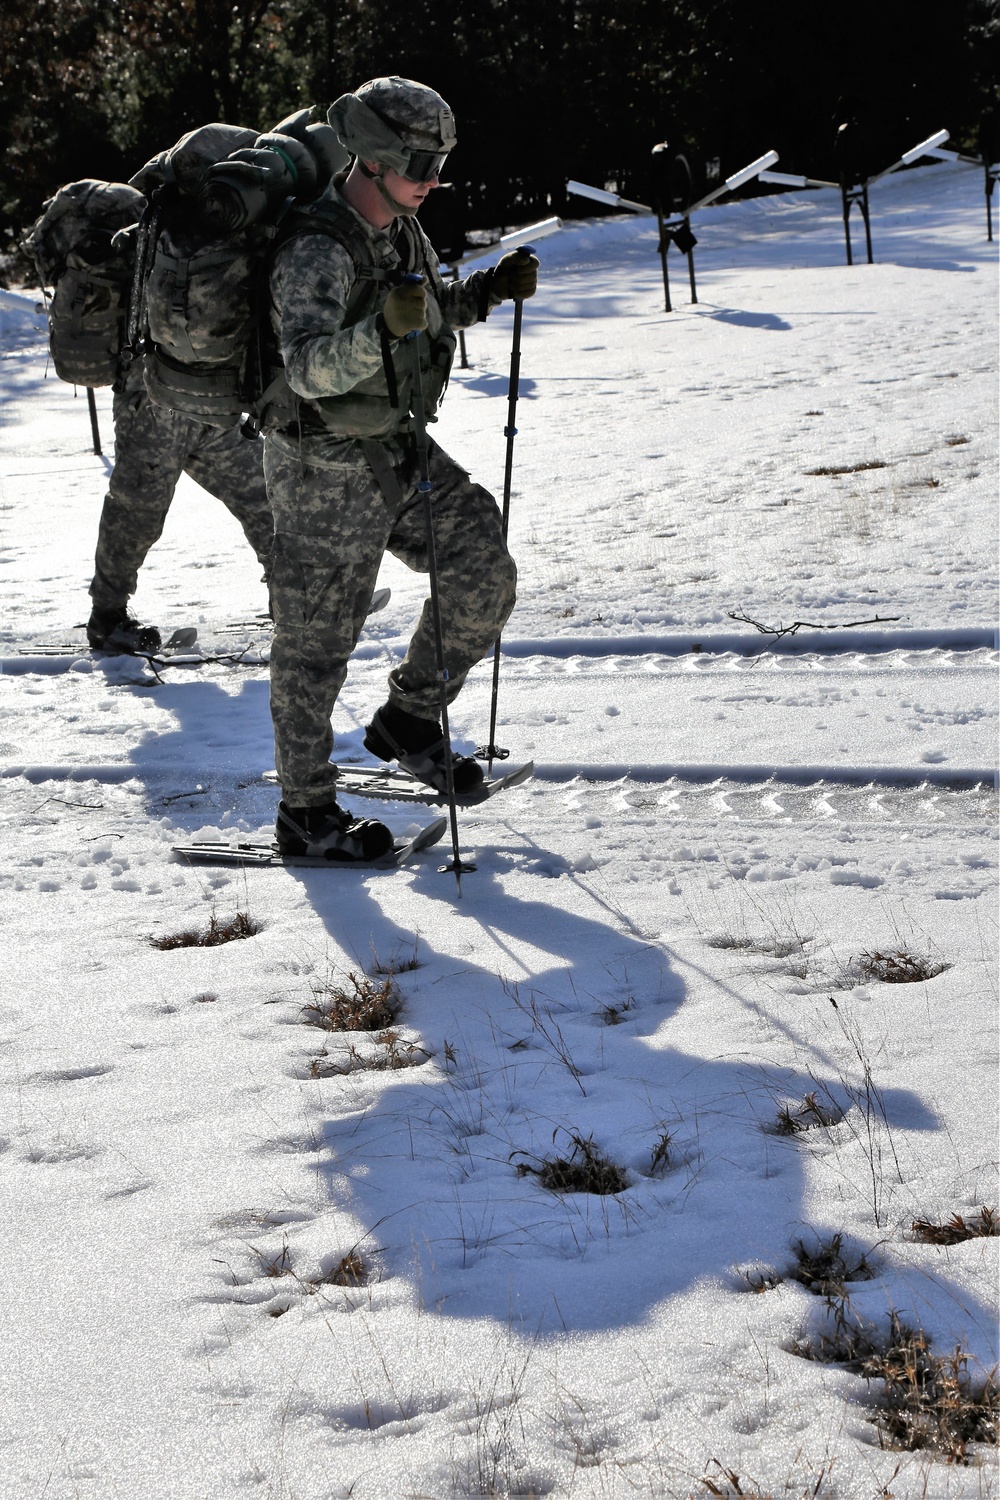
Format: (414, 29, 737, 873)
(0, 162, 996, 1499)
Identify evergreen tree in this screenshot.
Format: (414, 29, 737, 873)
(1, 0, 995, 273)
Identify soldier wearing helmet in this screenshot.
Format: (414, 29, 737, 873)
(330, 75, 458, 220)
(262, 77, 539, 862)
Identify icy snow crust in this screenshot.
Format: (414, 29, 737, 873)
(0, 163, 996, 1498)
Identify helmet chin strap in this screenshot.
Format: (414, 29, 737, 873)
(359, 159, 418, 218)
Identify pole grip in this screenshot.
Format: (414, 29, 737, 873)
(508, 245, 536, 304)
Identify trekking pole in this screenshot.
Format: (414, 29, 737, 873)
(86, 388, 102, 455)
(655, 205, 673, 313)
(404, 276, 476, 893)
(481, 245, 534, 777)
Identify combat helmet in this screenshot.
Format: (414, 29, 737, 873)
(329, 76, 457, 184)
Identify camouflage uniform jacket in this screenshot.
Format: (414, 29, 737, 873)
(266, 178, 499, 454)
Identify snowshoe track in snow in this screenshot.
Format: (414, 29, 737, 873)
(1, 762, 993, 828)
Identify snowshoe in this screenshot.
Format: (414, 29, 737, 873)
(275, 798, 394, 862)
(87, 606, 162, 654)
(364, 704, 484, 796)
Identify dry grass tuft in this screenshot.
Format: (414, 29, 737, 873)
(789, 1233, 874, 1295)
(303, 970, 400, 1032)
(310, 1250, 371, 1288)
(599, 996, 635, 1025)
(864, 1317, 998, 1462)
(253, 1242, 375, 1294)
(807, 459, 889, 476)
(368, 943, 421, 975)
(697, 1464, 836, 1500)
(912, 1207, 998, 1245)
(255, 1242, 293, 1278)
(772, 1091, 842, 1136)
(789, 1294, 880, 1368)
(698, 1462, 782, 1497)
(152, 910, 261, 949)
(514, 1132, 628, 1195)
(648, 1130, 673, 1177)
(790, 1304, 998, 1462)
(707, 932, 807, 959)
(309, 1030, 430, 1077)
(737, 1265, 784, 1294)
(858, 948, 948, 984)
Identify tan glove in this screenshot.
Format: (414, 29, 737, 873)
(383, 277, 428, 337)
(491, 249, 539, 300)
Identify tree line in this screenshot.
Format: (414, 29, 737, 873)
(2, 0, 997, 277)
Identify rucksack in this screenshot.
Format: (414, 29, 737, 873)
(129, 111, 349, 426)
(25, 179, 145, 387)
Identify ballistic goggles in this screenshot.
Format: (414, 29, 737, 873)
(401, 149, 450, 182)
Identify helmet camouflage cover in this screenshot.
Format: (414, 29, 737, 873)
(328, 76, 457, 177)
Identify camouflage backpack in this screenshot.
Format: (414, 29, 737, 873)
(26, 179, 145, 387)
(129, 110, 349, 425)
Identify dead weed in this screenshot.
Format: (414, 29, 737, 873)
(698, 1466, 776, 1498)
(706, 933, 807, 959)
(865, 1318, 998, 1462)
(648, 1130, 673, 1177)
(368, 943, 421, 975)
(303, 970, 400, 1031)
(309, 1029, 430, 1077)
(253, 1242, 374, 1294)
(912, 1207, 998, 1245)
(736, 1265, 784, 1294)
(772, 1092, 843, 1136)
(806, 460, 889, 476)
(309, 1250, 372, 1288)
(789, 1233, 875, 1295)
(790, 1304, 998, 1462)
(858, 949, 949, 984)
(152, 910, 261, 949)
(514, 1132, 628, 1195)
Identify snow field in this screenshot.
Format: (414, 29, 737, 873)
(0, 161, 997, 1497)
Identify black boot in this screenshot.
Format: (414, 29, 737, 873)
(87, 605, 162, 654)
(275, 799, 394, 862)
(364, 703, 484, 795)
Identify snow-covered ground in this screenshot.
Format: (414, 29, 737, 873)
(0, 162, 996, 1499)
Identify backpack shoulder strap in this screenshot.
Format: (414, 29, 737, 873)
(398, 215, 436, 277)
(272, 197, 390, 283)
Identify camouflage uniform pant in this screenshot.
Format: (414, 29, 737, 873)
(266, 433, 517, 807)
(89, 377, 274, 610)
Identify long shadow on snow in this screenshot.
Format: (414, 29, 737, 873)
(125, 681, 981, 1346)
(451, 370, 538, 399)
(697, 305, 792, 331)
(125, 674, 276, 825)
(278, 845, 943, 1335)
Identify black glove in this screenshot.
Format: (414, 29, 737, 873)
(491, 250, 539, 300)
(383, 277, 427, 337)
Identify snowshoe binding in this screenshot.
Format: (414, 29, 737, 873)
(87, 606, 162, 654)
(275, 798, 394, 862)
(364, 704, 484, 796)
